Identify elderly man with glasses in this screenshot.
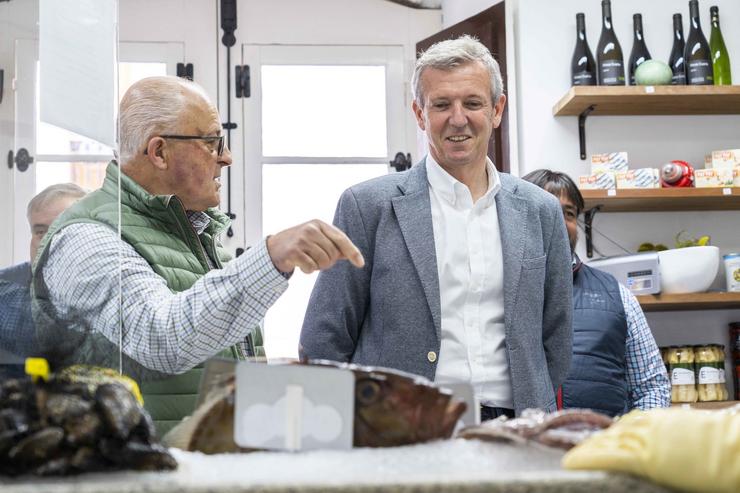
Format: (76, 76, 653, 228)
(32, 76, 363, 435)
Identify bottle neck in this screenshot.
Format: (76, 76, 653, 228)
(576, 15, 587, 39)
(634, 26, 644, 41)
(690, 3, 701, 29)
(673, 16, 683, 40)
(602, 3, 613, 30)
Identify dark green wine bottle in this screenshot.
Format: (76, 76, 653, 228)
(684, 0, 713, 85)
(710, 6, 732, 85)
(571, 13, 596, 86)
(628, 14, 652, 85)
(597, 0, 625, 85)
(669, 14, 687, 84)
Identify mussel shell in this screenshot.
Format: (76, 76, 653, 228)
(99, 438, 176, 471)
(7, 426, 65, 464)
(45, 393, 92, 426)
(95, 383, 142, 440)
(64, 412, 102, 447)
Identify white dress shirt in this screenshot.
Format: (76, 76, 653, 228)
(426, 155, 512, 408)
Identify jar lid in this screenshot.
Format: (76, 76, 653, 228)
(724, 253, 740, 260)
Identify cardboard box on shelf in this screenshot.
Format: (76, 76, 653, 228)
(711, 149, 740, 170)
(591, 152, 628, 174)
(695, 168, 734, 188)
(616, 168, 660, 189)
(579, 171, 616, 190)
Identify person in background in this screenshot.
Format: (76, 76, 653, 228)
(0, 183, 86, 377)
(300, 36, 573, 420)
(522, 169, 670, 416)
(32, 76, 363, 434)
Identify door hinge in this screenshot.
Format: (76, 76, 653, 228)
(177, 63, 194, 80)
(235, 65, 250, 98)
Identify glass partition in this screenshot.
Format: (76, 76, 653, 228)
(0, 1, 123, 385)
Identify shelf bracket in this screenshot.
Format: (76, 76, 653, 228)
(578, 105, 595, 160)
(584, 205, 601, 258)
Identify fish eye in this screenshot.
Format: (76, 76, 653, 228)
(355, 379, 382, 405)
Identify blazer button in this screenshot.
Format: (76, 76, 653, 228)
(427, 351, 437, 363)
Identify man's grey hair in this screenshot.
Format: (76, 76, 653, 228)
(118, 76, 213, 164)
(27, 183, 86, 219)
(411, 35, 504, 107)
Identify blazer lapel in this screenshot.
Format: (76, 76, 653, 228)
(496, 175, 528, 332)
(391, 162, 441, 340)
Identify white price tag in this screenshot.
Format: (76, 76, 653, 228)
(644, 86, 655, 94)
(607, 189, 617, 196)
(723, 188, 732, 195)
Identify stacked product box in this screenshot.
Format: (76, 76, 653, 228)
(696, 149, 740, 188)
(578, 152, 627, 190)
(616, 168, 660, 189)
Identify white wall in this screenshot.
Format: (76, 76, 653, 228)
(444, 0, 740, 377)
(441, 0, 502, 27)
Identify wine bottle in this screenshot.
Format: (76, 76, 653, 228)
(684, 0, 713, 85)
(628, 14, 652, 85)
(669, 14, 687, 84)
(710, 6, 732, 85)
(571, 13, 596, 86)
(596, 0, 625, 85)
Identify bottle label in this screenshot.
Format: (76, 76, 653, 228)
(671, 365, 695, 385)
(572, 71, 595, 85)
(688, 60, 713, 84)
(672, 72, 687, 84)
(697, 364, 721, 384)
(599, 61, 625, 85)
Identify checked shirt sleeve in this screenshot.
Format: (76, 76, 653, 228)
(42, 223, 288, 374)
(619, 283, 671, 410)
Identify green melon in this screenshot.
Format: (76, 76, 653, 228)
(635, 60, 674, 85)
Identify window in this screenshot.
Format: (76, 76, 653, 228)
(241, 45, 405, 358)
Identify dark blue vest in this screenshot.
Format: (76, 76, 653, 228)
(562, 263, 629, 417)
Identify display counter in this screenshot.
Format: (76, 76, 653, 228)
(0, 439, 673, 493)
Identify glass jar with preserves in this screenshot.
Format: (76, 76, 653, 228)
(660, 346, 670, 374)
(714, 344, 729, 401)
(696, 344, 724, 402)
(668, 345, 697, 403)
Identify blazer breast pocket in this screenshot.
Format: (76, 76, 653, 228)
(521, 255, 547, 270)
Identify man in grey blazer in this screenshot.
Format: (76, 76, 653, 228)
(300, 36, 572, 418)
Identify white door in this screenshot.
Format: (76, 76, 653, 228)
(240, 44, 407, 358)
(9, 40, 183, 265)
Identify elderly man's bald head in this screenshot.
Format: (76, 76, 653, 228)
(118, 76, 213, 164)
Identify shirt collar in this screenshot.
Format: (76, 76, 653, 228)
(425, 153, 501, 208)
(187, 211, 212, 235)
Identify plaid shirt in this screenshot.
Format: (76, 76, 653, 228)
(618, 283, 672, 410)
(41, 218, 288, 374)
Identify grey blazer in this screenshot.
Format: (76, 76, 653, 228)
(300, 161, 573, 414)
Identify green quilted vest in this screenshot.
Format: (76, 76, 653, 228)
(32, 162, 263, 436)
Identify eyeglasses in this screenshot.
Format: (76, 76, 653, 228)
(144, 134, 225, 156)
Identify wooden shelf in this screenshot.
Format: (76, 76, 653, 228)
(553, 85, 740, 116)
(581, 187, 740, 212)
(672, 400, 739, 410)
(636, 292, 740, 312)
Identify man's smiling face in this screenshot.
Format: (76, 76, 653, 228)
(413, 61, 505, 173)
